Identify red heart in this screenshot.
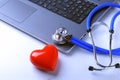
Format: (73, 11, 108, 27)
(30, 44, 58, 71)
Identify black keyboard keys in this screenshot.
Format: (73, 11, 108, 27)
(29, 0, 97, 24)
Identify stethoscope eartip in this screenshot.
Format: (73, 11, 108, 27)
(88, 66, 94, 71)
(115, 63, 120, 68)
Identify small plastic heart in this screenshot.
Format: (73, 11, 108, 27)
(30, 44, 58, 71)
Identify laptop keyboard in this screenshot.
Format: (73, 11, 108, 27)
(29, 0, 97, 24)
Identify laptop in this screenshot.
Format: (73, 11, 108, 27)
(0, 0, 114, 53)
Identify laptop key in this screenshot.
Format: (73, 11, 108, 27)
(29, 0, 40, 3)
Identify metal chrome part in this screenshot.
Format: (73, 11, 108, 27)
(52, 28, 69, 44)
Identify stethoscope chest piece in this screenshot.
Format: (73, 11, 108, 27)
(52, 28, 69, 45)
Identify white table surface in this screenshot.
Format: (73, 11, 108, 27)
(0, 8, 120, 80)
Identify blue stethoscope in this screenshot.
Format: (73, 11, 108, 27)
(52, 2, 120, 71)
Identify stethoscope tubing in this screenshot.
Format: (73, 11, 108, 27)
(70, 36, 120, 55)
(70, 2, 120, 56)
(69, 2, 120, 71)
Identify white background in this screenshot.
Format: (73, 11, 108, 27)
(0, 8, 120, 80)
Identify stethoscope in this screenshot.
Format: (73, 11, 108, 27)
(52, 2, 120, 71)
